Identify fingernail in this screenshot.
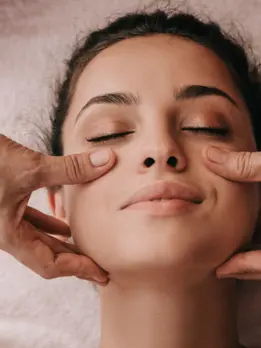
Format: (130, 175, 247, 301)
(90, 149, 111, 167)
(96, 279, 109, 287)
(92, 274, 108, 283)
(206, 147, 228, 164)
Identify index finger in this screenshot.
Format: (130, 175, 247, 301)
(24, 206, 71, 236)
(203, 146, 261, 182)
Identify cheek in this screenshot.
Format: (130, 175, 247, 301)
(216, 180, 259, 233)
(61, 141, 260, 274)
(62, 175, 117, 255)
(204, 178, 260, 265)
(188, 140, 259, 252)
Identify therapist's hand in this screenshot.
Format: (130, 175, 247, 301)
(0, 134, 115, 285)
(204, 146, 261, 280)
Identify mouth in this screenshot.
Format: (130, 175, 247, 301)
(120, 180, 203, 216)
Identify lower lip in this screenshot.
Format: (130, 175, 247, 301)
(124, 199, 199, 216)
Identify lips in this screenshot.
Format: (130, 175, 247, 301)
(121, 180, 203, 209)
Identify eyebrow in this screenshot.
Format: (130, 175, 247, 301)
(74, 92, 139, 125)
(74, 84, 238, 125)
(176, 85, 238, 108)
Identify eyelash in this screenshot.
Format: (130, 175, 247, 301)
(182, 127, 229, 136)
(85, 127, 229, 143)
(86, 131, 134, 143)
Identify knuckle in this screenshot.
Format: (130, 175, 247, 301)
(9, 150, 43, 194)
(40, 271, 54, 280)
(41, 263, 56, 279)
(30, 153, 50, 189)
(76, 256, 93, 277)
(63, 155, 84, 183)
(235, 152, 253, 179)
(76, 258, 88, 275)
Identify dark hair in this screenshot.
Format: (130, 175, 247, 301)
(34, 5, 261, 294)
(40, 5, 261, 194)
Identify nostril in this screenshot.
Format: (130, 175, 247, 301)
(167, 156, 178, 167)
(144, 157, 155, 167)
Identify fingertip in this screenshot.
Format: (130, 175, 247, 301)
(204, 146, 228, 164)
(107, 148, 116, 164)
(89, 149, 111, 167)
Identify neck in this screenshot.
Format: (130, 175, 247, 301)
(98, 274, 240, 348)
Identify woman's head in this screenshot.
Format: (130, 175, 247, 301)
(45, 8, 261, 285)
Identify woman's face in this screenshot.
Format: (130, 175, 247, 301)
(49, 35, 260, 282)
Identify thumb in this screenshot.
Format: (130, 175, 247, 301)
(204, 146, 261, 182)
(35, 148, 116, 190)
(216, 250, 261, 279)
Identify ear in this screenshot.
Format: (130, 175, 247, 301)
(47, 188, 68, 224)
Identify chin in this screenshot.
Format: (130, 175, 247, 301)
(98, 242, 205, 277)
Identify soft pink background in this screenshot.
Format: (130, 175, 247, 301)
(0, 1, 261, 347)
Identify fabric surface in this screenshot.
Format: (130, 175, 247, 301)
(1, 1, 261, 347)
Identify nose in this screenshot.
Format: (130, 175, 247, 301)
(138, 131, 187, 173)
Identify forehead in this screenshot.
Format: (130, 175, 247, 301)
(66, 34, 247, 124)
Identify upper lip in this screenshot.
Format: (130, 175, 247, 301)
(121, 180, 204, 209)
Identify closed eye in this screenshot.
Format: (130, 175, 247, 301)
(86, 131, 134, 143)
(182, 127, 229, 136)
(86, 127, 229, 143)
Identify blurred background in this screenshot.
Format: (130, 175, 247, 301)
(0, 1, 261, 347)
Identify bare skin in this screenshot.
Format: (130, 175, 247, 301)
(0, 133, 116, 285)
(49, 35, 257, 348)
(205, 145, 261, 280)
